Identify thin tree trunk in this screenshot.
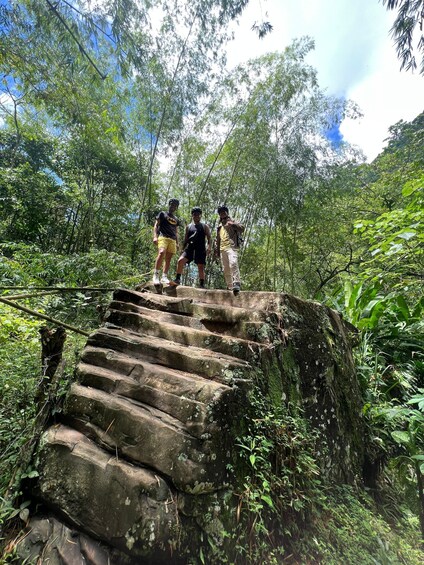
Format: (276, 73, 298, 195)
(196, 120, 242, 205)
(290, 208, 300, 294)
(263, 216, 273, 288)
(143, 15, 198, 208)
(131, 15, 198, 263)
(65, 201, 82, 255)
(273, 220, 277, 291)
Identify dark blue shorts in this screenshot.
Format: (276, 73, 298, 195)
(183, 245, 206, 265)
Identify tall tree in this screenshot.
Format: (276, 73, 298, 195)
(167, 38, 361, 295)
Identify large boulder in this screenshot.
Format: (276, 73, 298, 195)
(17, 287, 363, 563)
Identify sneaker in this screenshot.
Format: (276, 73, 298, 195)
(161, 274, 170, 285)
(152, 272, 160, 285)
(169, 278, 180, 286)
(233, 284, 240, 296)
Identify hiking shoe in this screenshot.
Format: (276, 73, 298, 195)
(169, 279, 180, 286)
(152, 272, 160, 285)
(233, 284, 240, 295)
(161, 274, 170, 285)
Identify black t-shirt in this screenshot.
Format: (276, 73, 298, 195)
(156, 211, 180, 240)
(186, 222, 207, 249)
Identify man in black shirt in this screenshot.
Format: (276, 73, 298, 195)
(170, 207, 212, 288)
(152, 198, 180, 285)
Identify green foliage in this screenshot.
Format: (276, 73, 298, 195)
(0, 242, 138, 515)
(230, 393, 322, 564)
(382, 0, 424, 74)
(0, 310, 39, 498)
(0, 307, 85, 502)
(330, 274, 424, 540)
(199, 387, 423, 564)
(354, 175, 424, 300)
(292, 485, 422, 565)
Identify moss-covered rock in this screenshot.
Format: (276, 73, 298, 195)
(17, 287, 364, 563)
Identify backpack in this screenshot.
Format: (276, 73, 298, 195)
(236, 231, 244, 248)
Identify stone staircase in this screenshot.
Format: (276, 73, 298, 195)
(17, 286, 364, 564)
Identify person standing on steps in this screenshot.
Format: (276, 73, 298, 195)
(170, 207, 212, 288)
(214, 205, 244, 295)
(152, 198, 180, 285)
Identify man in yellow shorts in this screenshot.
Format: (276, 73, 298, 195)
(152, 198, 180, 285)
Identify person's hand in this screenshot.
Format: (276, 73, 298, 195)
(153, 237, 158, 246)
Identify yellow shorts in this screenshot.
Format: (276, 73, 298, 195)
(157, 236, 177, 254)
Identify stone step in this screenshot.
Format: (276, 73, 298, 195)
(105, 308, 262, 362)
(115, 287, 195, 315)
(148, 285, 285, 311)
(17, 515, 116, 565)
(108, 297, 273, 343)
(64, 384, 231, 493)
(77, 362, 227, 438)
(87, 327, 253, 384)
(34, 425, 178, 561)
(80, 346, 231, 403)
(115, 288, 274, 323)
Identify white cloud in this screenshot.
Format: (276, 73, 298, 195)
(228, 0, 424, 161)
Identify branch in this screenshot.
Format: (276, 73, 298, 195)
(314, 246, 360, 295)
(0, 296, 90, 336)
(44, 0, 107, 80)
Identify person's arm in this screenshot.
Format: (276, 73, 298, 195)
(153, 219, 159, 245)
(183, 225, 189, 247)
(205, 224, 212, 254)
(179, 225, 188, 250)
(214, 226, 220, 257)
(228, 218, 244, 233)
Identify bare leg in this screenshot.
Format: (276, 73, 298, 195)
(198, 263, 206, 288)
(154, 248, 166, 271)
(176, 255, 188, 275)
(163, 251, 174, 275)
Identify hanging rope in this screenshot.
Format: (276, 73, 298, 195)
(0, 286, 116, 291)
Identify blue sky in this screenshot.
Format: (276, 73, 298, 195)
(227, 0, 424, 161)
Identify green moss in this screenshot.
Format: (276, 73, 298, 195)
(254, 355, 284, 407)
(280, 344, 302, 406)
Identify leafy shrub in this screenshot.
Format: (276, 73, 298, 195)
(229, 393, 322, 564)
(292, 485, 423, 565)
